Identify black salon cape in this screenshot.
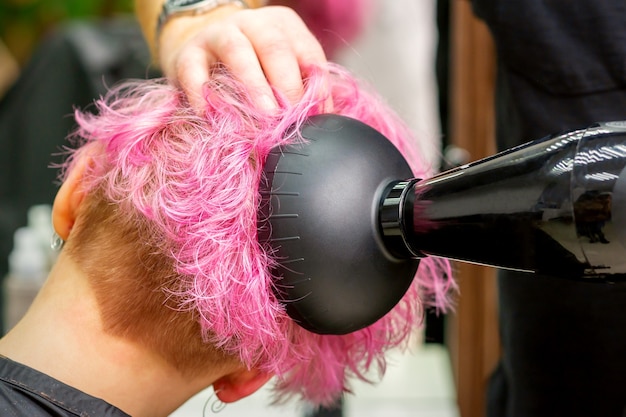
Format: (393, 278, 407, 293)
(0, 356, 129, 417)
(470, 1, 626, 416)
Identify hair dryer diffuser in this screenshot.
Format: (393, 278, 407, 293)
(260, 114, 419, 335)
(262, 116, 626, 335)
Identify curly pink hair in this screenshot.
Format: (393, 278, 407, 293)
(63, 63, 455, 406)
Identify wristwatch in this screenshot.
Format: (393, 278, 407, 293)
(156, 0, 248, 43)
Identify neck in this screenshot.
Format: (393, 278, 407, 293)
(0, 252, 218, 417)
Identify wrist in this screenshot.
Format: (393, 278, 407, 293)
(156, 0, 248, 59)
(157, 0, 249, 42)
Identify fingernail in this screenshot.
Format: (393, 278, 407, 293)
(259, 95, 278, 113)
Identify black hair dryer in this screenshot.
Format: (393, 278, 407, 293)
(261, 115, 626, 335)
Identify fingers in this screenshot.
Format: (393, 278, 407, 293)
(175, 45, 213, 111)
(171, 22, 277, 112)
(205, 23, 280, 111)
(239, 7, 327, 105)
(243, 26, 305, 105)
(160, 6, 331, 113)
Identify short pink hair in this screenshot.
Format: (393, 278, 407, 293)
(65, 63, 455, 406)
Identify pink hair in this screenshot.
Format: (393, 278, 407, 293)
(65, 63, 455, 406)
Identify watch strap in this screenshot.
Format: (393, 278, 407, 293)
(156, 0, 248, 45)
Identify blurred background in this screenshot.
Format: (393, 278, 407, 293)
(0, 0, 133, 65)
(0, 0, 159, 349)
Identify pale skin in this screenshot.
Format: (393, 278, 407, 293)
(134, 0, 329, 111)
(0, 155, 272, 417)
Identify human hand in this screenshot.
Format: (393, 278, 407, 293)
(158, 5, 329, 112)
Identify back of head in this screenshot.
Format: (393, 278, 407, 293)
(62, 63, 454, 406)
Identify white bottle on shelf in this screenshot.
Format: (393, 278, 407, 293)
(4, 205, 52, 332)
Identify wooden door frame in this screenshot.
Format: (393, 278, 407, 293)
(445, 2, 501, 416)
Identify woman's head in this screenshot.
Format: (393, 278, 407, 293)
(57, 63, 454, 406)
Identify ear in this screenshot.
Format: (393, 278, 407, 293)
(52, 156, 90, 240)
(213, 368, 273, 404)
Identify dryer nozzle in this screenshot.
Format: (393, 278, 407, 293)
(402, 121, 626, 281)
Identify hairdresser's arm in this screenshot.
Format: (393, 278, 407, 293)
(134, 0, 327, 111)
